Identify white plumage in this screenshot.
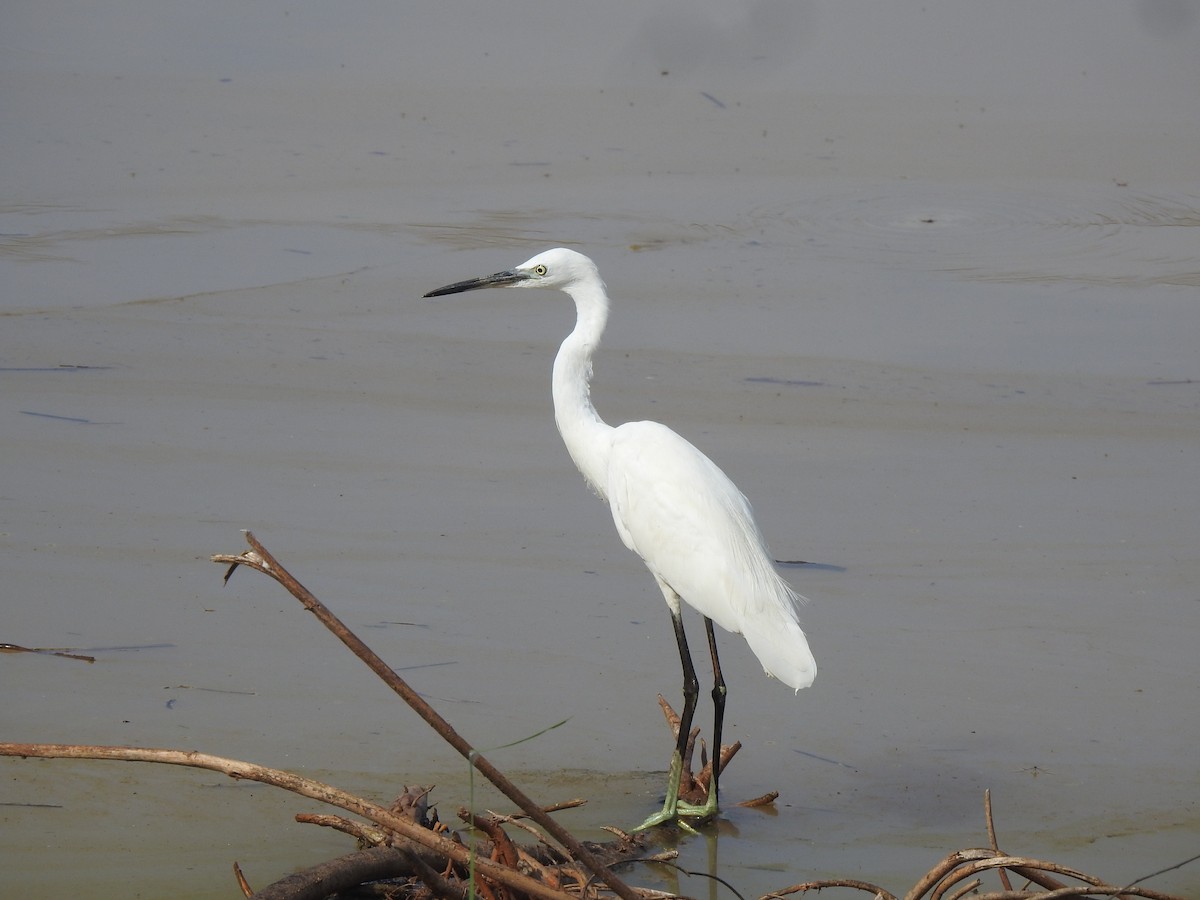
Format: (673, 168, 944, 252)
(605, 419, 815, 691)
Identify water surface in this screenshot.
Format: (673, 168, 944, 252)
(3, 3, 1198, 896)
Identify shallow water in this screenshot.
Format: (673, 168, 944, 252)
(3, 3, 1199, 897)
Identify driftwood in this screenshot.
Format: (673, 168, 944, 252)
(767, 791, 1193, 900)
(2, 531, 1194, 899)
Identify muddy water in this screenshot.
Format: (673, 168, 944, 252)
(3, 3, 1199, 897)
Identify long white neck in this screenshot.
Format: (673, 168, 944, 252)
(552, 278, 615, 499)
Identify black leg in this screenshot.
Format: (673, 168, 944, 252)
(634, 604, 700, 831)
(671, 607, 700, 766)
(704, 616, 726, 808)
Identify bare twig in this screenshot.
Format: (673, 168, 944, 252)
(403, 846, 471, 900)
(0, 642, 95, 663)
(1123, 852, 1200, 891)
(499, 797, 588, 820)
(462, 808, 523, 875)
(212, 530, 642, 900)
(295, 812, 389, 845)
(232, 860, 254, 898)
(905, 849, 1005, 900)
(694, 740, 742, 791)
(655, 694, 681, 734)
(766, 877, 897, 900)
(944, 879, 982, 900)
(984, 790, 1013, 893)
(908, 849, 1184, 900)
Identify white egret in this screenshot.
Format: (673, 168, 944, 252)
(424, 248, 816, 829)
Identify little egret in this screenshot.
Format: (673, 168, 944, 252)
(424, 248, 816, 829)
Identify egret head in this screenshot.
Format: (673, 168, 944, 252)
(424, 247, 599, 297)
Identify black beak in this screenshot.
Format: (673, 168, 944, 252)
(423, 269, 529, 297)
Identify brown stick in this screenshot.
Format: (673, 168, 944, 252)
(0, 742, 575, 900)
(929, 857, 1170, 900)
(295, 812, 388, 845)
(212, 530, 641, 900)
(735, 791, 778, 809)
(694, 740, 741, 791)
(232, 860, 254, 897)
(765, 878, 898, 900)
(904, 848, 1181, 900)
(903, 849, 1008, 900)
(403, 847, 472, 900)
(497, 797, 587, 821)
(983, 790, 1013, 893)
(464, 809, 523, 872)
(0, 643, 95, 663)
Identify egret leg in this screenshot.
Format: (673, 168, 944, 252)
(696, 617, 725, 818)
(633, 605, 700, 831)
(664, 617, 723, 820)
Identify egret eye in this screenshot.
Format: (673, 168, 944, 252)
(533, 264, 548, 276)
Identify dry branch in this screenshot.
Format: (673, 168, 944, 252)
(765, 793, 1190, 900)
(212, 529, 642, 900)
(0, 742, 575, 900)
